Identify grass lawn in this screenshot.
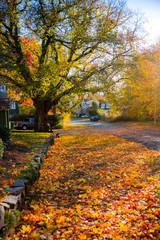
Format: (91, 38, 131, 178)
(10, 130, 51, 153)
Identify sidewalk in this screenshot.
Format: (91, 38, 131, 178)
(7, 129, 160, 239)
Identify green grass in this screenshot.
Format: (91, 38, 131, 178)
(10, 130, 51, 162)
(11, 130, 51, 148)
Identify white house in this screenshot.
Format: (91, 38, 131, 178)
(76, 98, 110, 116)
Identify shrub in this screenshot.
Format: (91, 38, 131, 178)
(108, 114, 135, 123)
(0, 125, 11, 142)
(48, 114, 63, 129)
(4, 210, 20, 229)
(4, 211, 16, 229)
(0, 138, 4, 159)
(20, 167, 40, 184)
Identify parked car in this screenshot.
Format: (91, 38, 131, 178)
(81, 114, 90, 118)
(14, 118, 35, 130)
(90, 116, 100, 122)
(14, 118, 50, 130)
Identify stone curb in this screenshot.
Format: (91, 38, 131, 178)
(0, 134, 54, 239)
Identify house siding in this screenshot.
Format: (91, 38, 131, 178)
(9, 101, 19, 116)
(0, 84, 14, 128)
(76, 99, 110, 116)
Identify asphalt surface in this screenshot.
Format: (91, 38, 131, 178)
(67, 119, 160, 152)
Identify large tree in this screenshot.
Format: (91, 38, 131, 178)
(0, 0, 143, 131)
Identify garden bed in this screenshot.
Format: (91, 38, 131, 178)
(0, 143, 31, 189)
(0, 130, 51, 198)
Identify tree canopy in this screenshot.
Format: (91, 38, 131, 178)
(120, 42, 160, 122)
(0, 0, 143, 131)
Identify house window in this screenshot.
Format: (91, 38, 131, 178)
(0, 85, 6, 92)
(101, 103, 105, 109)
(0, 85, 7, 97)
(10, 101, 16, 109)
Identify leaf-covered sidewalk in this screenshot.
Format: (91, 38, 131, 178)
(8, 130, 160, 239)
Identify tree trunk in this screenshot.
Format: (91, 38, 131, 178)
(34, 99, 51, 132)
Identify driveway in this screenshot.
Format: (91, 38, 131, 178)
(67, 119, 160, 152)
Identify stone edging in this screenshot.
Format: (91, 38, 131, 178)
(0, 134, 54, 240)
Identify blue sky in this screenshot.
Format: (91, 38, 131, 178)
(126, 0, 160, 44)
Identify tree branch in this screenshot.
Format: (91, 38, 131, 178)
(0, 74, 23, 89)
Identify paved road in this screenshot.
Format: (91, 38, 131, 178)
(67, 119, 160, 152)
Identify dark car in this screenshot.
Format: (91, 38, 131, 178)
(14, 118, 35, 130)
(14, 118, 50, 130)
(90, 116, 100, 122)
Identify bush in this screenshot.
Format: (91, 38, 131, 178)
(0, 138, 4, 159)
(4, 211, 15, 229)
(108, 114, 136, 123)
(20, 167, 40, 185)
(0, 125, 11, 142)
(48, 114, 63, 129)
(4, 210, 20, 230)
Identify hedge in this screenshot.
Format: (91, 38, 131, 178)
(0, 125, 11, 142)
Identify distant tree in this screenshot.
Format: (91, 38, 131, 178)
(121, 43, 160, 121)
(19, 99, 35, 115)
(0, 0, 143, 131)
(88, 102, 99, 116)
(57, 94, 81, 116)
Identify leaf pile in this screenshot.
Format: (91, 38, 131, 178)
(8, 130, 160, 239)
